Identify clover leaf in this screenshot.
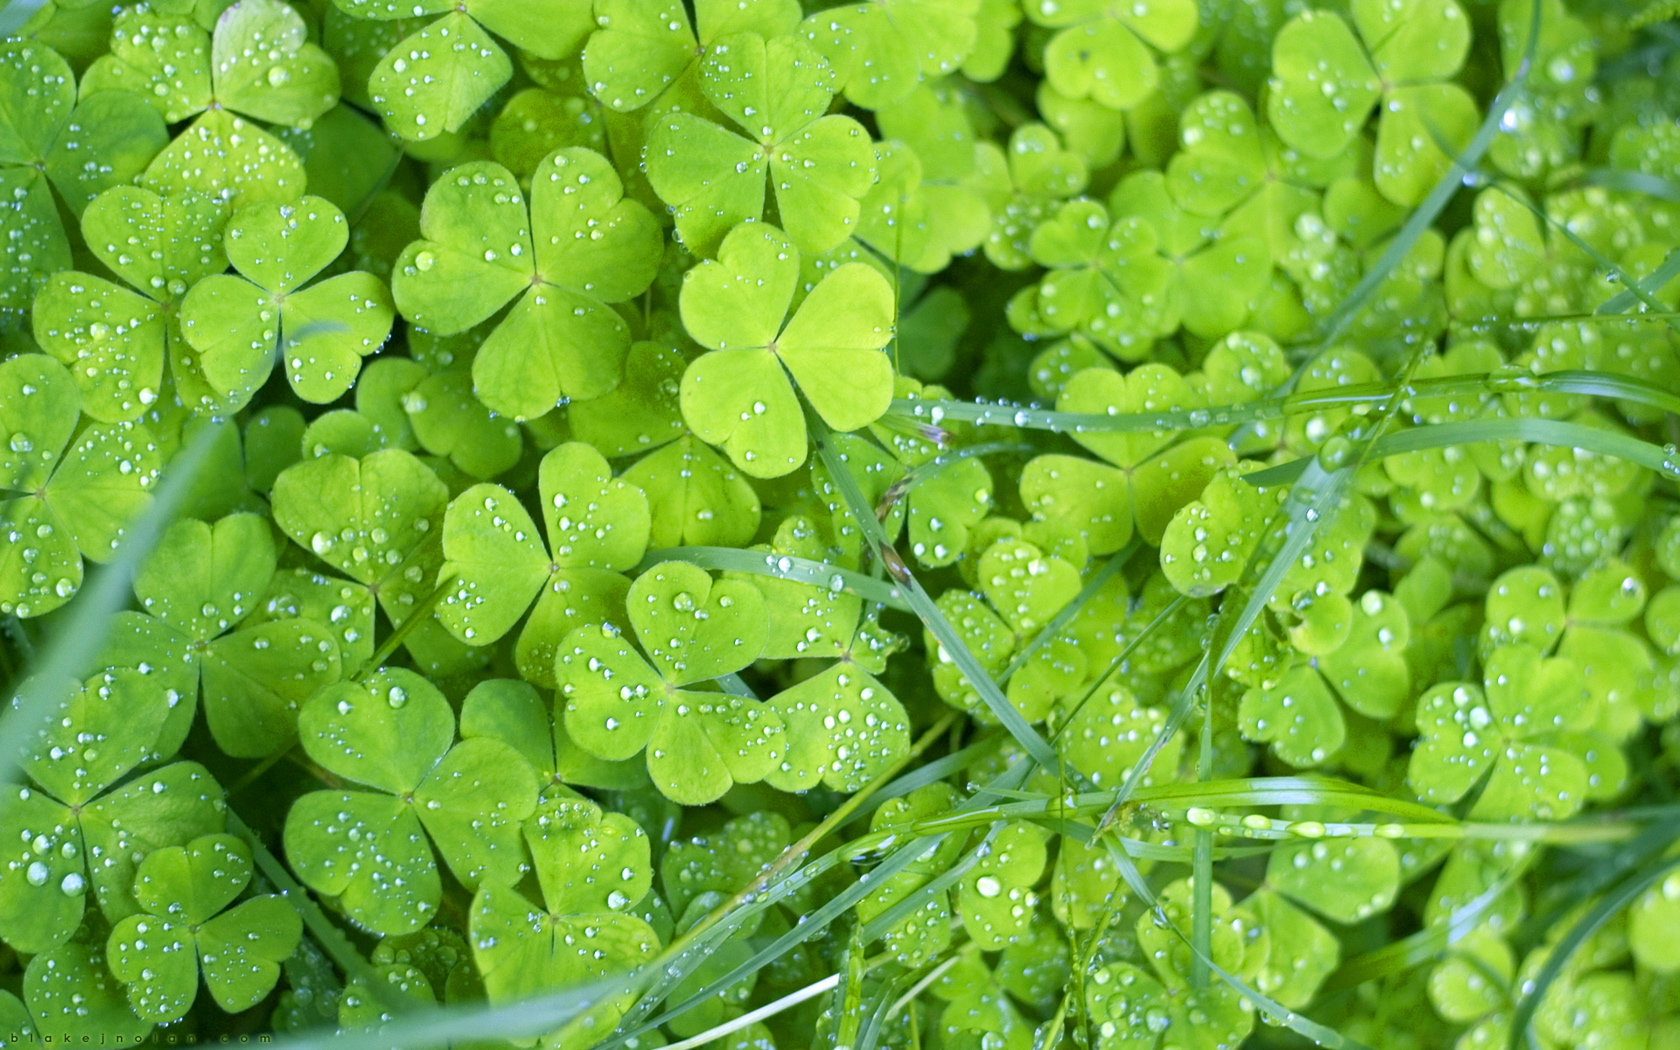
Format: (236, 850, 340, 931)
(981, 123, 1089, 270)
(624, 433, 764, 550)
(856, 782, 968, 965)
(678, 222, 895, 478)
(0, 673, 225, 953)
(351, 0, 590, 140)
(1023, 0, 1198, 112)
(439, 441, 648, 686)
(925, 538, 1087, 723)
(0, 355, 162, 618)
(802, 0, 983, 110)
(179, 195, 395, 408)
(102, 512, 344, 759)
(24, 941, 152, 1043)
(1247, 890, 1340, 1009)
(284, 667, 539, 934)
(1108, 172, 1274, 340)
(398, 371, 523, 480)
(469, 796, 659, 1026)
(0, 40, 168, 315)
(1049, 682, 1182, 789)
(461, 678, 649, 794)
(763, 627, 912, 793)
(393, 150, 662, 421)
(1024, 197, 1176, 358)
(33, 186, 227, 421)
(1266, 1, 1479, 205)
(83, 0, 332, 205)
(271, 448, 464, 671)
(954, 822, 1047, 950)
(644, 32, 877, 256)
(661, 810, 788, 917)
(1267, 837, 1400, 925)
(557, 560, 784, 804)
(584, 0, 799, 112)
(1086, 961, 1251, 1050)
(1024, 365, 1235, 555)
(1165, 90, 1348, 257)
(1409, 644, 1600, 821)
(107, 833, 301, 1022)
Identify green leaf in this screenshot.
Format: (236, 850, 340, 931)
(643, 32, 875, 256)
(1032, 0, 1197, 113)
(133, 513, 274, 643)
(1239, 662, 1348, 768)
(211, 0, 340, 127)
(678, 223, 895, 477)
(197, 895, 302, 1011)
(1373, 84, 1479, 207)
(80, 187, 229, 305)
(558, 563, 781, 803)
(1266, 11, 1380, 160)
(291, 691, 532, 929)
(0, 353, 79, 492)
(1051, 682, 1181, 789)
(26, 941, 151, 1043)
(397, 152, 659, 420)
(1248, 890, 1339, 1009)
(955, 821, 1046, 949)
(802, 0, 983, 111)
(764, 662, 910, 791)
(0, 168, 71, 313)
(0, 39, 74, 163)
(143, 110, 308, 207)
(201, 616, 344, 757)
(369, 12, 511, 141)
(568, 341, 688, 457)
(624, 434, 763, 549)
(1268, 838, 1400, 924)
(81, 10, 213, 123)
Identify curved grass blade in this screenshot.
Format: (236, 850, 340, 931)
(637, 546, 912, 611)
(0, 420, 220, 786)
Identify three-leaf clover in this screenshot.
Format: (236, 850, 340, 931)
(284, 668, 539, 934)
(392, 150, 662, 421)
(104, 512, 344, 758)
(678, 222, 895, 478)
(107, 833, 302, 1022)
(583, 0, 801, 112)
(359, 0, 594, 140)
(439, 441, 649, 687)
(85, 0, 336, 204)
(33, 186, 228, 422)
(1408, 644, 1600, 821)
(0, 355, 161, 618)
(556, 560, 785, 804)
(1266, 0, 1480, 205)
(1022, 0, 1199, 113)
(644, 32, 877, 256)
(0, 672, 226, 952)
(0, 40, 168, 314)
(1023, 364, 1235, 555)
(801, 0, 983, 110)
(469, 797, 659, 1022)
(180, 195, 395, 408)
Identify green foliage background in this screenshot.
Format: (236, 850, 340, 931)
(0, 0, 1679, 1046)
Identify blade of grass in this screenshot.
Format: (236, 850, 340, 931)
(812, 415, 1061, 772)
(0, 420, 219, 787)
(1242, 417, 1680, 488)
(637, 546, 912, 611)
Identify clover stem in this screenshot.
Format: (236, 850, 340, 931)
(360, 570, 457, 677)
